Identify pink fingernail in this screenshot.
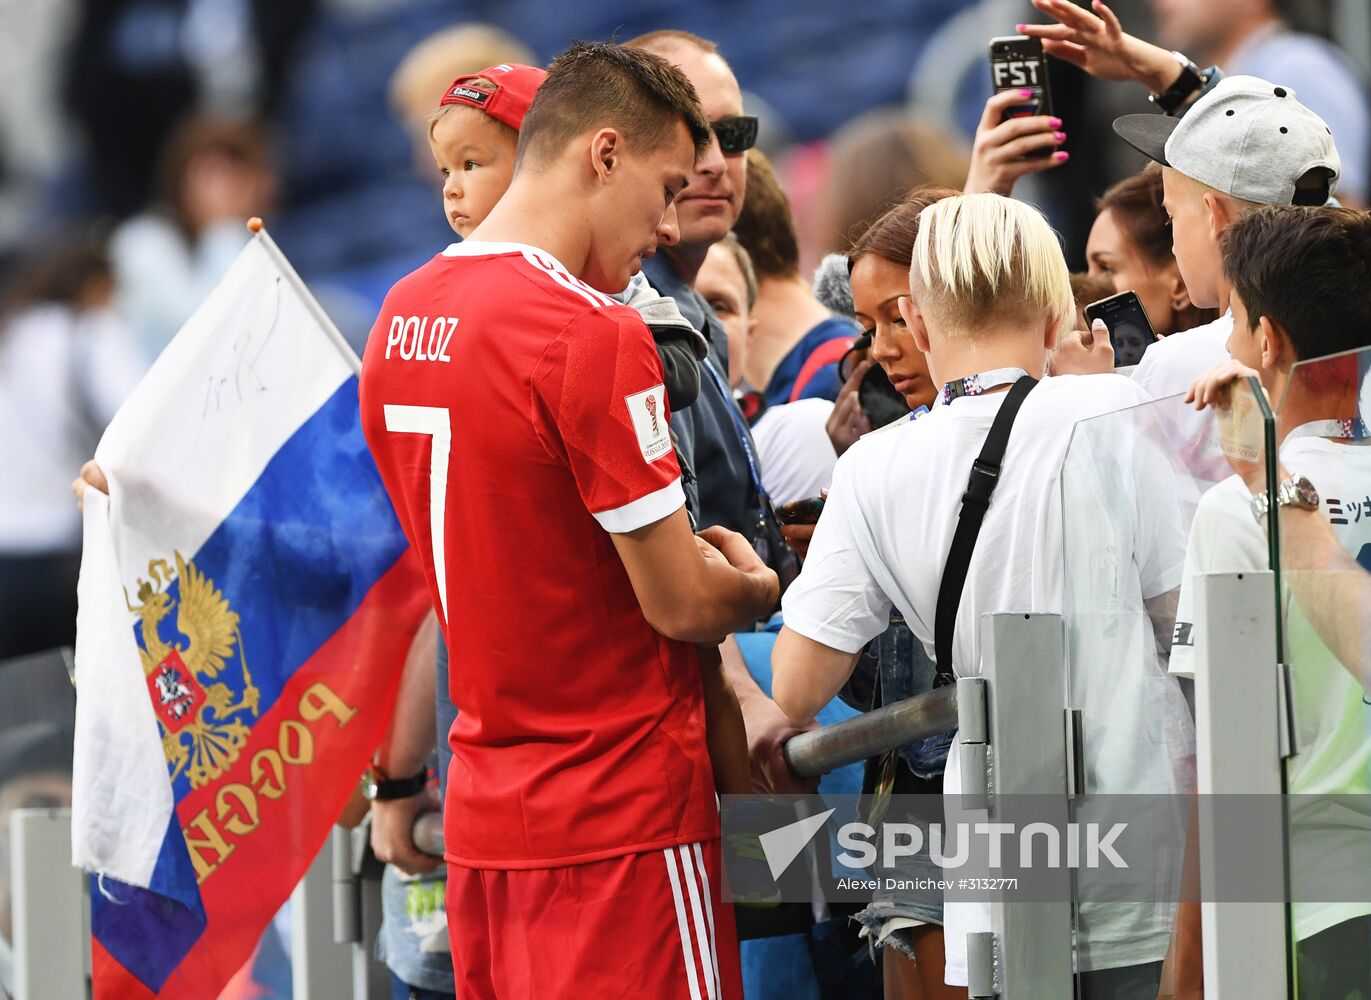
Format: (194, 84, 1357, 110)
(1055, 151, 1070, 162)
(1021, 88, 1035, 97)
(1054, 131, 1067, 141)
(1016, 23, 1027, 30)
(1050, 117, 1063, 127)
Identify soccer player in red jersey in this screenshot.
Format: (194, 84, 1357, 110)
(359, 42, 778, 999)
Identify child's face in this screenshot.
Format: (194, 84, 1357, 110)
(1161, 167, 1223, 310)
(429, 107, 519, 238)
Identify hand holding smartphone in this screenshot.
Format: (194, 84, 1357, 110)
(1085, 290, 1158, 368)
(774, 495, 826, 526)
(990, 35, 1054, 127)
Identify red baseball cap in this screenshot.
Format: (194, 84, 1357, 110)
(439, 63, 546, 132)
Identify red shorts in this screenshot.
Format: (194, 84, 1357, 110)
(445, 839, 742, 999)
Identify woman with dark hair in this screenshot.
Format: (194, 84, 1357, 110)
(109, 115, 277, 363)
(826, 188, 960, 459)
(1086, 167, 1219, 339)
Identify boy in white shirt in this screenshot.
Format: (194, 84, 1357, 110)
(771, 194, 1193, 997)
(1176, 205, 1371, 994)
(1056, 76, 1340, 412)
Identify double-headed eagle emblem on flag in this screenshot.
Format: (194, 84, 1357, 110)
(127, 553, 261, 788)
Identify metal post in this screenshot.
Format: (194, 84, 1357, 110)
(350, 827, 388, 1000)
(1192, 572, 1288, 998)
(974, 613, 1074, 999)
(292, 829, 358, 1000)
(10, 808, 86, 1000)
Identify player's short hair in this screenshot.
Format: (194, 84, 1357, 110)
(623, 29, 719, 56)
(732, 150, 799, 281)
(517, 42, 710, 170)
(1222, 205, 1371, 362)
(912, 193, 1075, 337)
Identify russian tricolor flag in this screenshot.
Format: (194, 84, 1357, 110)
(73, 231, 429, 997)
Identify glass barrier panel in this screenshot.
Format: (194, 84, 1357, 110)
(1059, 379, 1272, 999)
(1272, 346, 1371, 997)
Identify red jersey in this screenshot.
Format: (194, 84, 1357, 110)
(359, 241, 718, 868)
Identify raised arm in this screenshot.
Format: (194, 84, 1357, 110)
(1020, 0, 1194, 95)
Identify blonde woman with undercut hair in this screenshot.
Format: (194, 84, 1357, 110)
(773, 193, 1193, 998)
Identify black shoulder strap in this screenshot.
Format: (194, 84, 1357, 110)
(933, 377, 1038, 685)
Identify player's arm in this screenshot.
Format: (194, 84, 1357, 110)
(770, 628, 861, 724)
(369, 611, 441, 875)
(610, 508, 778, 644)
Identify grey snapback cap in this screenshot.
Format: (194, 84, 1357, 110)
(1114, 75, 1340, 206)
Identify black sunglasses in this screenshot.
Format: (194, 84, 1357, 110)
(712, 116, 759, 155)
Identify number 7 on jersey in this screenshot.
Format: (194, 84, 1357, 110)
(383, 404, 451, 620)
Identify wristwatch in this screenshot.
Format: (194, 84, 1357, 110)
(1149, 51, 1205, 115)
(1250, 475, 1320, 524)
(360, 764, 429, 801)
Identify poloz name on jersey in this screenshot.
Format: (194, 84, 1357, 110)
(385, 314, 457, 363)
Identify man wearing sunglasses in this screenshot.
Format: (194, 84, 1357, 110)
(626, 31, 782, 569)
(627, 28, 880, 999)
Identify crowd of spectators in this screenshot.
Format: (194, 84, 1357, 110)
(5, 0, 1371, 998)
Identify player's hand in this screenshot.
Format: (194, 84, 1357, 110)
(740, 695, 820, 795)
(1020, 0, 1179, 93)
(965, 89, 1067, 197)
(826, 360, 873, 457)
(72, 459, 109, 511)
(1049, 319, 1115, 375)
(697, 525, 766, 573)
(370, 790, 443, 876)
(698, 525, 781, 617)
(779, 522, 816, 561)
(697, 524, 781, 617)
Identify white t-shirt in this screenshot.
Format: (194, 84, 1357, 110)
(751, 398, 837, 507)
(0, 304, 144, 552)
(782, 373, 1193, 983)
(1171, 435, 1371, 942)
(1132, 312, 1233, 403)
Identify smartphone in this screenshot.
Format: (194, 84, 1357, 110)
(775, 495, 826, 526)
(858, 363, 913, 427)
(989, 35, 1054, 126)
(1085, 290, 1158, 368)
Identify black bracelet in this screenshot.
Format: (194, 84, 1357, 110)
(363, 766, 429, 801)
(1149, 52, 1205, 116)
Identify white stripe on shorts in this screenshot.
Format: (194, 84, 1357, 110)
(678, 844, 719, 1000)
(664, 846, 704, 1000)
(692, 842, 722, 994)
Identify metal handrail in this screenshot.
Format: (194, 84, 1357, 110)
(782, 685, 959, 778)
(410, 685, 962, 857)
(413, 810, 444, 857)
